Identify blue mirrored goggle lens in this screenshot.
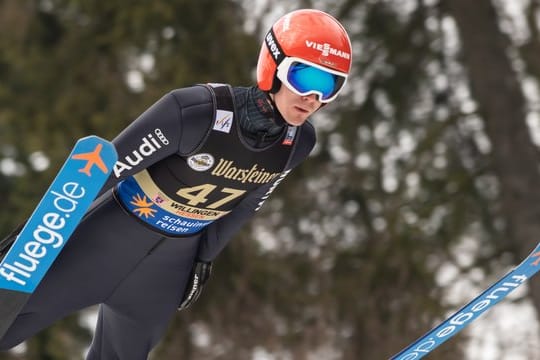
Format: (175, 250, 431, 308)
(287, 63, 338, 99)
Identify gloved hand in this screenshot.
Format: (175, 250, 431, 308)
(178, 260, 213, 310)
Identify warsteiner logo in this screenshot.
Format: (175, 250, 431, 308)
(211, 159, 280, 184)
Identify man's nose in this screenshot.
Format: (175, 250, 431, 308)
(302, 93, 319, 102)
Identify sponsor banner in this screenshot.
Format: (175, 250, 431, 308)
(132, 170, 227, 220)
(113, 128, 170, 178)
(305, 40, 351, 59)
(0, 136, 117, 293)
(210, 159, 280, 184)
(117, 174, 228, 235)
(391, 243, 540, 360)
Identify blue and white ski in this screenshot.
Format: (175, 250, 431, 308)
(0, 135, 117, 338)
(391, 242, 540, 359)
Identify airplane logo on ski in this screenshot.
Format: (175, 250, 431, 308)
(71, 143, 110, 176)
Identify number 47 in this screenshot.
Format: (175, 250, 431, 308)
(176, 184, 246, 209)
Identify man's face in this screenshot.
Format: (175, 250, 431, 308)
(272, 85, 322, 126)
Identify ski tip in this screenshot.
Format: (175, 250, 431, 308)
(71, 136, 118, 177)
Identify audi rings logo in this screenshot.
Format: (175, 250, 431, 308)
(187, 153, 215, 172)
(154, 128, 169, 145)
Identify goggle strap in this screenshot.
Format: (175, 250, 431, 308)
(264, 28, 286, 65)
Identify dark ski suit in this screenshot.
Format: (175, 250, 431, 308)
(0, 84, 315, 359)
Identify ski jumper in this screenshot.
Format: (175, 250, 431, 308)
(0, 84, 315, 359)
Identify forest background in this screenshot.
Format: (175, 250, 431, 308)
(1, 0, 540, 359)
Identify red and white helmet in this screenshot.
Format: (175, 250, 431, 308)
(257, 9, 352, 102)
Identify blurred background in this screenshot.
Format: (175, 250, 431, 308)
(1, 0, 540, 359)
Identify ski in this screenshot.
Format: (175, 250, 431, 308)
(0, 136, 117, 339)
(391, 242, 540, 359)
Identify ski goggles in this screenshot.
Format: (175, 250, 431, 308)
(276, 57, 348, 103)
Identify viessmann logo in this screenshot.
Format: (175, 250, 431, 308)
(0, 141, 112, 290)
(305, 40, 350, 59)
